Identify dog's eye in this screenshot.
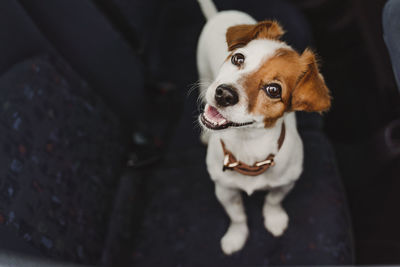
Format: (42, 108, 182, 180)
(231, 53, 245, 66)
(263, 83, 282, 99)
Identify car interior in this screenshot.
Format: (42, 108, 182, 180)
(0, 0, 399, 266)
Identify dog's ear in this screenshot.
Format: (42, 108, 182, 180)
(290, 49, 331, 112)
(226, 20, 285, 51)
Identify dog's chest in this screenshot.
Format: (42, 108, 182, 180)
(206, 132, 293, 195)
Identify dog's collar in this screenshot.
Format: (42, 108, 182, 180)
(220, 122, 286, 176)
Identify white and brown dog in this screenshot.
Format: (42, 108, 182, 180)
(196, 0, 331, 255)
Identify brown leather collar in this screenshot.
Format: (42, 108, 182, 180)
(220, 122, 286, 176)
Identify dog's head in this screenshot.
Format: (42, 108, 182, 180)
(200, 20, 331, 131)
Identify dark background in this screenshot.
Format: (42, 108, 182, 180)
(290, 0, 400, 263)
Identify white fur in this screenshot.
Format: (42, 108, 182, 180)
(196, 5, 304, 255)
(197, 0, 218, 20)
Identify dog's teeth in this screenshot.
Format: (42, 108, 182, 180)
(219, 119, 227, 125)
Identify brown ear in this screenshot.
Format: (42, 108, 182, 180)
(291, 49, 331, 112)
(226, 20, 285, 51)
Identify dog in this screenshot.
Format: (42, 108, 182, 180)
(196, 0, 331, 255)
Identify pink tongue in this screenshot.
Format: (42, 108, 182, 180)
(206, 105, 226, 123)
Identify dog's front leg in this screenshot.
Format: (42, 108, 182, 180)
(263, 182, 295, 237)
(215, 183, 249, 255)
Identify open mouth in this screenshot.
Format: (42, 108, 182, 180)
(200, 105, 254, 130)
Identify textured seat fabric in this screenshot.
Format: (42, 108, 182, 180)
(0, 56, 126, 264)
(132, 128, 353, 265)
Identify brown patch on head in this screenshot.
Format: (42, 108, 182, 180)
(241, 48, 331, 128)
(226, 20, 285, 51)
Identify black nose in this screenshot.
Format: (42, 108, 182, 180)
(215, 84, 239, 107)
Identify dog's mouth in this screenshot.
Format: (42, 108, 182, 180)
(200, 105, 254, 130)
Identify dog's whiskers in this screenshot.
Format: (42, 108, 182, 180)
(187, 79, 212, 114)
(187, 80, 210, 98)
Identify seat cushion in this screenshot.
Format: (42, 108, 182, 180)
(0, 56, 127, 264)
(131, 130, 353, 265)
(18, 0, 145, 123)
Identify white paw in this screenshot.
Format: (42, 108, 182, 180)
(221, 222, 249, 255)
(200, 132, 210, 145)
(263, 204, 288, 237)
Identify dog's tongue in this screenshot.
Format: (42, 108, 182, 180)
(204, 105, 227, 124)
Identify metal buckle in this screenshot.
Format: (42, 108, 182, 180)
(224, 154, 229, 166)
(228, 162, 239, 168)
(255, 159, 274, 167)
(223, 154, 239, 171)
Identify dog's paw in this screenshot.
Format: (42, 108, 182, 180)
(200, 132, 210, 145)
(263, 204, 288, 237)
(221, 222, 249, 255)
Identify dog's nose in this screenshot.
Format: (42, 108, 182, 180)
(215, 84, 239, 107)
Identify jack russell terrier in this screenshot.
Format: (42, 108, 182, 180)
(196, 0, 331, 255)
